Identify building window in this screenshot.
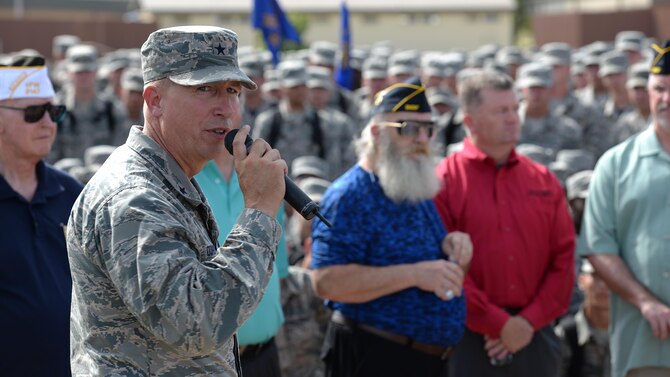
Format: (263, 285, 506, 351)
(215, 14, 233, 25)
(174, 14, 189, 24)
(467, 13, 478, 23)
(485, 13, 498, 23)
(363, 13, 378, 24)
(403, 14, 416, 25)
(424, 14, 440, 25)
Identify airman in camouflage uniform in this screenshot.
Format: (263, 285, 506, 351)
(254, 60, 355, 180)
(612, 62, 651, 143)
(540, 43, 612, 158)
(517, 62, 582, 155)
(276, 266, 331, 377)
(67, 26, 287, 376)
(50, 44, 129, 162)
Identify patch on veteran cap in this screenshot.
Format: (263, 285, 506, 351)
(650, 40, 670, 75)
(141, 25, 256, 90)
(372, 76, 431, 115)
(0, 54, 55, 100)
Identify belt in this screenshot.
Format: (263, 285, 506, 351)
(239, 337, 274, 359)
(331, 311, 453, 361)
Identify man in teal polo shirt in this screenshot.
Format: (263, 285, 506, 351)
(196, 148, 288, 377)
(581, 40, 670, 377)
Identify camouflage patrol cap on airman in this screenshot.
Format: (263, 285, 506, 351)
(140, 25, 257, 90)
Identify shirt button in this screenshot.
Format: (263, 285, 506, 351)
(214, 178, 221, 184)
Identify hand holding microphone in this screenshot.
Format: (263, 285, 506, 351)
(225, 127, 332, 227)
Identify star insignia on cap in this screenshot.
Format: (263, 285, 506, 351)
(214, 43, 226, 55)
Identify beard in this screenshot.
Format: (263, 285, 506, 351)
(375, 132, 441, 204)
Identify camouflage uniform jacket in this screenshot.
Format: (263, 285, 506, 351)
(602, 98, 635, 127)
(519, 103, 583, 156)
(612, 112, 649, 144)
(551, 93, 612, 158)
(67, 126, 282, 376)
(555, 308, 611, 377)
(275, 266, 331, 377)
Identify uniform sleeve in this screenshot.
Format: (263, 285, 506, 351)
(581, 151, 619, 256)
(97, 187, 281, 356)
(520, 179, 575, 330)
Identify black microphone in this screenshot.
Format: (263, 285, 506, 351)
(224, 129, 333, 227)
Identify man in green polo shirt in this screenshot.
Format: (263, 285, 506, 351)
(581, 40, 670, 377)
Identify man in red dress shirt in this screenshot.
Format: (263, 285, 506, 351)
(434, 70, 575, 377)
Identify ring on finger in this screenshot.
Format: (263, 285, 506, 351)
(445, 289, 454, 300)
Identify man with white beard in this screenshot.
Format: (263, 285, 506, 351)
(310, 77, 473, 377)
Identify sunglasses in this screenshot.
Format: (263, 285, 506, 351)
(379, 120, 435, 138)
(0, 103, 67, 123)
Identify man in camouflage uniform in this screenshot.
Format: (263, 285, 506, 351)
(541, 42, 611, 158)
(50, 44, 129, 162)
(239, 55, 273, 128)
(67, 26, 288, 376)
(599, 51, 634, 126)
(254, 60, 354, 180)
(613, 62, 650, 143)
(517, 62, 582, 155)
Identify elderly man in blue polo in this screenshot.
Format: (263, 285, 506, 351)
(311, 77, 473, 377)
(0, 53, 82, 376)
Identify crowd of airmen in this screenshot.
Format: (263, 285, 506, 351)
(0, 29, 655, 376)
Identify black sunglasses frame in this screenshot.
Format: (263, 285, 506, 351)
(0, 103, 67, 123)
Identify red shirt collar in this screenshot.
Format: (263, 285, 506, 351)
(461, 138, 520, 167)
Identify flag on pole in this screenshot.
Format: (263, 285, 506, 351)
(334, 0, 354, 90)
(251, 0, 301, 66)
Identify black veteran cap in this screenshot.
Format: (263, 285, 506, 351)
(372, 76, 431, 115)
(650, 40, 670, 75)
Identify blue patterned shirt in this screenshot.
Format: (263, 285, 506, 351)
(311, 165, 465, 347)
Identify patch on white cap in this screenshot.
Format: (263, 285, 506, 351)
(0, 66, 55, 101)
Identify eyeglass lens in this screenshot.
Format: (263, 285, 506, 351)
(396, 121, 435, 138)
(23, 103, 67, 123)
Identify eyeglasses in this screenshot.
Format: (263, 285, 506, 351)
(0, 103, 67, 123)
(379, 120, 435, 138)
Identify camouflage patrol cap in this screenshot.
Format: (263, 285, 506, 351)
(291, 155, 330, 180)
(84, 145, 117, 167)
(66, 44, 98, 73)
(598, 51, 628, 78)
(307, 66, 332, 89)
(566, 169, 593, 200)
(495, 46, 527, 66)
(363, 57, 388, 80)
(298, 177, 331, 204)
(540, 42, 571, 66)
(309, 41, 337, 67)
(141, 25, 256, 90)
(627, 62, 649, 88)
(121, 67, 144, 92)
(517, 62, 553, 88)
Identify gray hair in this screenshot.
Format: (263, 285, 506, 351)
(353, 114, 386, 160)
(458, 70, 514, 113)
